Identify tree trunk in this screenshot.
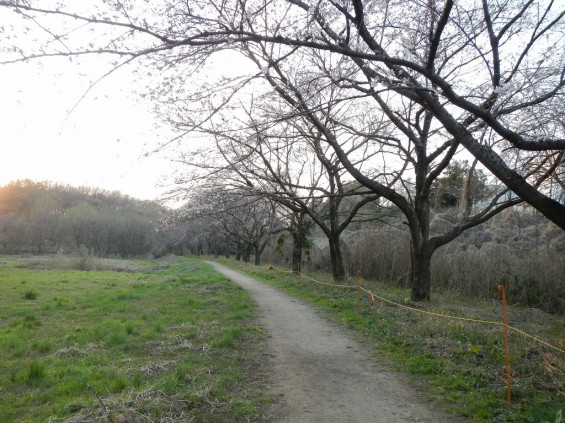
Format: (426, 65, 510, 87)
(244, 244, 252, 263)
(328, 235, 346, 281)
(291, 231, 303, 273)
(410, 247, 432, 301)
(224, 238, 230, 258)
(254, 244, 261, 266)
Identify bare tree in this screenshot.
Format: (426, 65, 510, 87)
(241, 45, 524, 299)
(1, 0, 563, 226)
(0, 180, 162, 256)
(171, 91, 383, 280)
(171, 186, 280, 265)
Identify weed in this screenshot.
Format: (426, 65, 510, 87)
(409, 354, 445, 375)
(184, 328, 198, 339)
(232, 400, 258, 418)
(258, 396, 274, 404)
(125, 322, 135, 335)
(22, 313, 41, 328)
(26, 360, 46, 385)
(211, 325, 243, 348)
(23, 289, 37, 300)
(109, 377, 128, 393)
(132, 372, 143, 388)
(32, 340, 52, 353)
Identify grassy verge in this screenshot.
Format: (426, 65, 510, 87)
(0, 254, 272, 423)
(214, 257, 565, 423)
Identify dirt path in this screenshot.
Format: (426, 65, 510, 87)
(208, 262, 455, 423)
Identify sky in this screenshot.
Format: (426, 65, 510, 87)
(0, 50, 179, 202)
(0, 1, 259, 206)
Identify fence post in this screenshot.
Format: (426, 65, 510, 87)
(497, 284, 512, 404)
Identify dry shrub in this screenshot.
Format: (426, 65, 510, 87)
(430, 211, 565, 313)
(76, 245, 96, 271)
(297, 209, 564, 313)
(261, 207, 564, 313)
(341, 228, 411, 285)
(432, 246, 565, 313)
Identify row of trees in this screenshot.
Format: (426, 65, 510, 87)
(165, 158, 495, 263)
(3, 176, 562, 313)
(0, 180, 164, 256)
(1, 0, 564, 300)
(160, 190, 280, 264)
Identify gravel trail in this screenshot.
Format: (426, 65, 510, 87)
(207, 262, 456, 423)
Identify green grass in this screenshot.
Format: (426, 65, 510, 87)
(0, 254, 270, 423)
(215, 258, 565, 423)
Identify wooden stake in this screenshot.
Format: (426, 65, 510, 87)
(497, 285, 512, 404)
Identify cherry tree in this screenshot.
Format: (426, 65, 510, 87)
(170, 94, 383, 280)
(171, 185, 281, 265)
(238, 43, 527, 299)
(1, 0, 562, 223)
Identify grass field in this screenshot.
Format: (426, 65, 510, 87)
(0, 255, 272, 423)
(2, 253, 563, 422)
(216, 258, 565, 423)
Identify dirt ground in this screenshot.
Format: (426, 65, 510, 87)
(208, 262, 458, 423)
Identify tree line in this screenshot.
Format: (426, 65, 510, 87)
(2, 176, 562, 312)
(0, 180, 164, 257)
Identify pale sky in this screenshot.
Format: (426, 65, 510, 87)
(0, 49, 180, 202)
(0, 6, 259, 205)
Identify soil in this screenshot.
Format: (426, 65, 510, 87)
(208, 262, 458, 423)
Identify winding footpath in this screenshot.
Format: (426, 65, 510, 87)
(207, 262, 457, 423)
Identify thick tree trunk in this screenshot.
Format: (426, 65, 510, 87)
(291, 231, 303, 273)
(328, 235, 346, 281)
(410, 247, 432, 301)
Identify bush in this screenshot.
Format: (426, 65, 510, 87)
(76, 245, 96, 271)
